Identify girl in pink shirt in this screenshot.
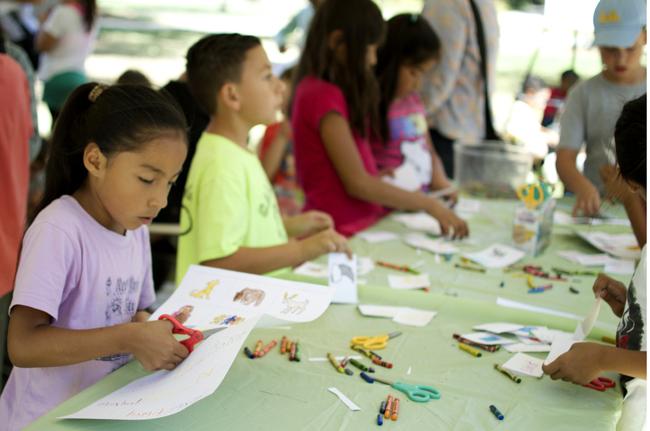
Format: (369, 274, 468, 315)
(374, 14, 455, 200)
(0, 83, 190, 430)
(291, 0, 467, 237)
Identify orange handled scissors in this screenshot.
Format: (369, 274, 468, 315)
(159, 314, 224, 353)
(351, 331, 402, 350)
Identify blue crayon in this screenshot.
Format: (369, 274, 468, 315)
(377, 413, 383, 426)
(490, 405, 504, 420)
(243, 347, 255, 359)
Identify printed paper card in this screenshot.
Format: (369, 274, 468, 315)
(463, 244, 525, 269)
(329, 253, 358, 304)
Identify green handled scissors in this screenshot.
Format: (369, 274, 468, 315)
(367, 374, 440, 402)
(350, 331, 402, 350)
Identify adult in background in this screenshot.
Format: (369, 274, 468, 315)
(421, 0, 499, 178)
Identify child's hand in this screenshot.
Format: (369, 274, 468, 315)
(573, 181, 601, 217)
(285, 211, 333, 238)
(542, 342, 606, 385)
(592, 273, 627, 317)
(130, 320, 189, 371)
(427, 201, 469, 239)
(299, 228, 350, 261)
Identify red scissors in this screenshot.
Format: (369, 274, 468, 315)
(583, 377, 616, 392)
(158, 314, 223, 353)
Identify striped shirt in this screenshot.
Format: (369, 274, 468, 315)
(421, 0, 499, 142)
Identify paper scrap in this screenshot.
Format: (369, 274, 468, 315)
(504, 343, 552, 353)
(388, 274, 431, 289)
(463, 244, 525, 269)
(544, 332, 575, 365)
(460, 332, 516, 345)
(329, 253, 358, 304)
(392, 212, 441, 235)
(392, 308, 437, 327)
(577, 231, 641, 260)
(293, 261, 328, 278)
(357, 231, 399, 243)
(404, 233, 458, 254)
(574, 297, 602, 341)
(472, 322, 524, 334)
(557, 250, 611, 267)
(382, 163, 421, 192)
(328, 387, 361, 411)
(502, 353, 544, 378)
(604, 258, 636, 275)
(358, 304, 404, 318)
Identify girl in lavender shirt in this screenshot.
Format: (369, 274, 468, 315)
(0, 83, 190, 430)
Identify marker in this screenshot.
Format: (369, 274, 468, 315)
(349, 358, 375, 373)
(384, 396, 393, 419)
(453, 334, 499, 352)
(243, 347, 255, 359)
(454, 263, 486, 273)
(254, 340, 263, 357)
(327, 353, 346, 374)
(490, 404, 504, 420)
(458, 342, 482, 357)
(391, 398, 400, 421)
(494, 364, 521, 383)
(280, 336, 288, 354)
(377, 260, 420, 275)
(377, 414, 383, 426)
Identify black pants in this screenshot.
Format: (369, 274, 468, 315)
(428, 128, 455, 179)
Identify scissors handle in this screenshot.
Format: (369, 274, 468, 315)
(159, 314, 204, 352)
(584, 376, 616, 391)
(393, 382, 441, 403)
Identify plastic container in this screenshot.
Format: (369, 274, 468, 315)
(454, 141, 533, 198)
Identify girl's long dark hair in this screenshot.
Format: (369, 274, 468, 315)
(293, 0, 385, 138)
(36, 83, 187, 216)
(615, 94, 647, 187)
(375, 14, 440, 143)
(78, 0, 97, 32)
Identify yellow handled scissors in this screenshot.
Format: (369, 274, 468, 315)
(350, 331, 402, 350)
(516, 183, 551, 210)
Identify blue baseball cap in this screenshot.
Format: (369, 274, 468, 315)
(593, 0, 647, 47)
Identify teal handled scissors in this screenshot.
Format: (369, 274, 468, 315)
(350, 331, 402, 350)
(361, 372, 440, 402)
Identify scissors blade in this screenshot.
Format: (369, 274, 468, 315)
(199, 326, 228, 338)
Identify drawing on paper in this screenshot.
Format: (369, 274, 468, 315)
(330, 263, 354, 284)
(210, 314, 245, 326)
(232, 287, 266, 306)
(492, 247, 506, 257)
(172, 305, 194, 324)
(190, 280, 219, 300)
(281, 292, 309, 315)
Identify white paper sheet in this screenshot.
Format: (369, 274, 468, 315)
(502, 353, 544, 378)
(392, 212, 441, 235)
(604, 258, 636, 275)
(463, 244, 525, 269)
(356, 231, 399, 243)
(357, 257, 375, 276)
(388, 274, 431, 289)
(381, 163, 421, 192)
(358, 304, 404, 318)
(328, 387, 361, 411)
(357, 304, 436, 327)
(557, 250, 612, 267)
(504, 343, 552, 353)
(577, 231, 641, 260)
(64, 266, 334, 420)
(544, 332, 575, 365)
(293, 261, 328, 278)
(554, 210, 631, 227)
(460, 332, 516, 345)
(403, 233, 458, 254)
(329, 253, 358, 304)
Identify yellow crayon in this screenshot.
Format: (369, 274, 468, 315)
(458, 342, 482, 357)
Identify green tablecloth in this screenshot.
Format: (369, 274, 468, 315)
(26, 198, 633, 430)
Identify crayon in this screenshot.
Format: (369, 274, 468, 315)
(344, 368, 353, 376)
(349, 358, 375, 373)
(490, 404, 504, 420)
(569, 286, 579, 294)
(458, 342, 482, 357)
(377, 260, 420, 275)
(376, 414, 383, 426)
(379, 400, 386, 414)
(293, 342, 301, 362)
(391, 398, 400, 421)
(243, 347, 255, 359)
(290, 341, 297, 361)
(360, 371, 375, 383)
(327, 353, 345, 373)
(454, 263, 486, 273)
(254, 340, 263, 357)
(453, 334, 500, 352)
(384, 396, 393, 419)
(494, 364, 521, 383)
(602, 336, 616, 345)
(257, 340, 277, 358)
(372, 357, 393, 368)
(280, 336, 288, 354)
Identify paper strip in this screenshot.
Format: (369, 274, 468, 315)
(328, 387, 361, 411)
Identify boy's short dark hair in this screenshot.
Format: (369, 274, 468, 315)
(186, 33, 261, 115)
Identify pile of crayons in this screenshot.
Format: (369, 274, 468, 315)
(452, 333, 500, 353)
(377, 395, 400, 425)
(243, 339, 277, 359)
(327, 353, 353, 375)
(280, 336, 300, 361)
(351, 345, 393, 368)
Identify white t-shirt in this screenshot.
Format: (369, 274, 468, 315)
(616, 245, 647, 431)
(38, 4, 98, 80)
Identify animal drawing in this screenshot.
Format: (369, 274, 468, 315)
(190, 280, 219, 300)
(281, 292, 309, 315)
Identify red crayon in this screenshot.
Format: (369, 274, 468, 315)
(384, 396, 393, 419)
(391, 398, 400, 421)
(280, 336, 288, 354)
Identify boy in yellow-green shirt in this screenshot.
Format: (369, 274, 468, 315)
(176, 34, 349, 283)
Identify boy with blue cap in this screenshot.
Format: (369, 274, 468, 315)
(556, 0, 646, 217)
